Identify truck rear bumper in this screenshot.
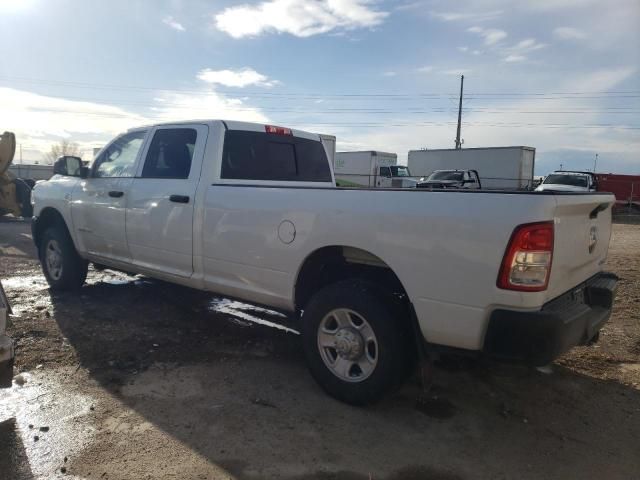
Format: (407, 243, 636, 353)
(483, 272, 618, 366)
(0, 334, 15, 388)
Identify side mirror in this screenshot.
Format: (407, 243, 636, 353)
(53, 156, 83, 177)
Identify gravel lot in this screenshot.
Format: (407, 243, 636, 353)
(1, 217, 639, 480)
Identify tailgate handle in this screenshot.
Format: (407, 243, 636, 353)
(589, 202, 610, 219)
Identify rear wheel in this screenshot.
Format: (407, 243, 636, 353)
(40, 226, 88, 290)
(302, 279, 411, 405)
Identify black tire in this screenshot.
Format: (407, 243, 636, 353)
(14, 179, 33, 218)
(302, 279, 411, 405)
(39, 225, 88, 291)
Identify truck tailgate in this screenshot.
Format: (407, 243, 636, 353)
(547, 193, 615, 300)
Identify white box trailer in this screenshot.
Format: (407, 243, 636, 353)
(334, 151, 416, 188)
(408, 146, 536, 190)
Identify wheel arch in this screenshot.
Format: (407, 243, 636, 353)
(293, 245, 412, 314)
(33, 207, 75, 253)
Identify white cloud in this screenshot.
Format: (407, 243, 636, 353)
(196, 68, 279, 88)
(554, 26, 587, 40)
(382, 71, 397, 77)
(214, 0, 388, 38)
(429, 10, 503, 22)
(457, 46, 469, 52)
(500, 37, 546, 62)
(467, 26, 507, 45)
(162, 15, 185, 32)
(417, 65, 434, 73)
(150, 91, 269, 124)
(504, 54, 526, 63)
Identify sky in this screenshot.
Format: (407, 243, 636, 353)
(0, 0, 639, 175)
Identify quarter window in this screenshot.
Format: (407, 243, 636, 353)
(94, 131, 147, 178)
(142, 128, 197, 179)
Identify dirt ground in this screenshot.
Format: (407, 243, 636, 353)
(0, 217, 639, 480)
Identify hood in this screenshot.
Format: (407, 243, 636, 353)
(535, 183, 590, 192)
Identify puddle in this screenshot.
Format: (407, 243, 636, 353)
(415, 395, 457, 419)
(208, 298, 299, 335)
(1, 274, 49, 291)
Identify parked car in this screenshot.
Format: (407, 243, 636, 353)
(417, 169, 481, 189)
(32, 120, 618, 404)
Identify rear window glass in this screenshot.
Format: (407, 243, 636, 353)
(221, 130, 332, 182)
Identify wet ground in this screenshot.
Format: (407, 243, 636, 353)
(1, 217, 639, 479)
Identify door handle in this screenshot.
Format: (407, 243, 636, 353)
(169, 195, 190, 204)
(108, 191, 124, 198)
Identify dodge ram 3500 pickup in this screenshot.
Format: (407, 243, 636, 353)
(31, 120, 618, 404)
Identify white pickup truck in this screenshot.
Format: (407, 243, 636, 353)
(31, 120, 618, 404)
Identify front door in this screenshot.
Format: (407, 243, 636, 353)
(125, 124, 208, 277)
(71, 129, 148, 264)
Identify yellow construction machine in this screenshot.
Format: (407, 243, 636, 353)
(0, 132, 33, 218)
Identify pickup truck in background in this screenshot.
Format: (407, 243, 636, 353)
(32, 120, 618, 404)
(537, 171, 640, 210)
(417, 169, 481, 189)
(536, 171, 597, 192)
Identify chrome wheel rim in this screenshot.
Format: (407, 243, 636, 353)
(317, 308, 378, 383)
(45, 239, 63, 281)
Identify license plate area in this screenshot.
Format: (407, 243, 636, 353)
(571, 287, 586, 305)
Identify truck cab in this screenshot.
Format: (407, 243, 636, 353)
(536, 171, 597, 192)
(376, 165, 417, 188)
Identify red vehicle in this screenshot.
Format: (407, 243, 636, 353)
(595, 173, 640, 209)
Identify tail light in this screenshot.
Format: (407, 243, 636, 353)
(498, 221, 554, 291)
(265, 125, 292, 136)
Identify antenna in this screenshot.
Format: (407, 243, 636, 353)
(455, 75, 464, 150)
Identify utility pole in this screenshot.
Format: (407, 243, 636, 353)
(455, 75, 464, 150)
(593, 153, 598, 172)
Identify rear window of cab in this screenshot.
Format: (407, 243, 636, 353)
(221, 130, 332, 182)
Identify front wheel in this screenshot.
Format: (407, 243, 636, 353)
(302, 280, 411, 405)
(40, 226, 88, 291)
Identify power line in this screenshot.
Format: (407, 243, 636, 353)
(1, 75, 639, 100)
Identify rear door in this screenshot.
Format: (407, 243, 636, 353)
(126, 124, 208, 277)
(547, 193, 615, 299)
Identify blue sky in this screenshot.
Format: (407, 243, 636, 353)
(1, 0, 638, 174)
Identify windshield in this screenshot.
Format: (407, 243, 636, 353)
(390, 166, 410, 177)
(543, 174, 588, 187)
(428, 171, 463, 181)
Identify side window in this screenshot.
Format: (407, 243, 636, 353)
(221, 131, 332, 182)
(141, 128, 197, 179)
(94, 131, 147, 178)
(379, 166, 390, 177)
